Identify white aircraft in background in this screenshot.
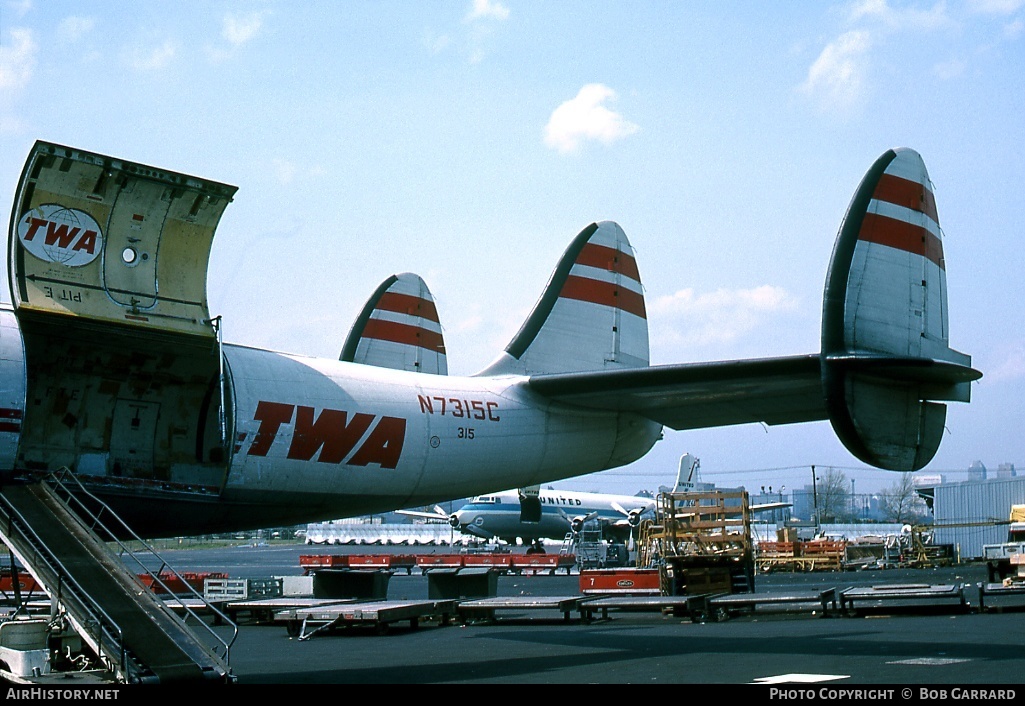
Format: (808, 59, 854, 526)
(398, 454, 791, 547)
(399, 487, 657, 547)
(1, 142, 979, 539)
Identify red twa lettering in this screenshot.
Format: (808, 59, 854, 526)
(247, 400, 406, 468)
(249, 401, 294, 456)
(21, 218, 98, 254)
(73, 229, 98, 254)
(348, 416, 406, 469)
(44, 221, 81, 249)
(288, 406, 374, 463)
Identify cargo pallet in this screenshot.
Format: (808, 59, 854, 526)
(755, 540, 847, 573)
(637, 489, 755, 596)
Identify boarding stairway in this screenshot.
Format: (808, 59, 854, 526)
(0, 470, 236, 684)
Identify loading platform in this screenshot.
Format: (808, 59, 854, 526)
(0, 473, 235, 684)
(839, 583, 969, 615)
(577, 593, 713, 621)
(975, 582, 1025, 613)
(225, 597, 359, 624)
(277, 599, 459, 639)
(704, 587, 839, 621)
(456, 595, 588, 623)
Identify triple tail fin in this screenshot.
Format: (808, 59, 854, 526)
(340, 272, 448, 375)
(479, 220, 649, 376)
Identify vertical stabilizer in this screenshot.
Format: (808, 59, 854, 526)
(340, 272, 447, 375)
(821, 148, 979, 471)
(480, 221, 648, 376)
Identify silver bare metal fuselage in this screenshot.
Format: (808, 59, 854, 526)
(5, 309, 661, 537)
(220, 344, 662, 527)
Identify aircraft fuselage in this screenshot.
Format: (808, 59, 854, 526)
(5, 311, 661, 537)
(221, 344, 661, 523)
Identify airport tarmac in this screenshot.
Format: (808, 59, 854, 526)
(133, 544, 1025, 686)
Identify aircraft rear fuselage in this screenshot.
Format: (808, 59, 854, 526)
(7, 312, 661, 537)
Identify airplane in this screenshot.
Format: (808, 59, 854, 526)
(397, 453, 791, 547)
(399, 487, 656, 547)
(0, 141, 980, 540)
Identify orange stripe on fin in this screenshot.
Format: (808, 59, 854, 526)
(873, 173, 938, 224)
(559, 275, 647, 319)
(575, 243, 641, 283)
(375, 292, 441, 323)
(362, 319, 447, 352)
(859, 212, 944, 269)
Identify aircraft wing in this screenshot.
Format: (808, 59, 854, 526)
(751, 502, 792, 513)
(526, 354, 825, 430)
(395, 509, 449, 522)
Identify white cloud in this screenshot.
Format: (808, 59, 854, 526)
(124, 39, 176, 71)
(272, 158, 297, 185)
(544, 84, 640, 154)
(223, 11, 267, 47)
(8, 0, 31, 20)
(650, 285, 799, 347)
(57, 16, 96, 43)
(798, 30, 872, 112)
(465, 0, 510, 22)
(0, 27, 36, 90)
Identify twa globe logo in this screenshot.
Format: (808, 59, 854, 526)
(17, 204, 103, 267)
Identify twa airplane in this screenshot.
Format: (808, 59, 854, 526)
(1, 141, 980, 539)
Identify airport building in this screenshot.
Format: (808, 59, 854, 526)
(928, 474, 1025, 559)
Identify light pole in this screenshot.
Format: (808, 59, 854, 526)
(811, 465, 819, 531)
(851, 478, 856, 522)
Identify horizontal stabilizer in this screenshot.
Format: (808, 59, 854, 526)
(527, 355, 826, 430)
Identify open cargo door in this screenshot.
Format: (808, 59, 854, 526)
(8, 140, 236, 338)
(6, 141, 238, 495)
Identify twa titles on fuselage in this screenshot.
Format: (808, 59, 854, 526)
(1, 141, 980, 539)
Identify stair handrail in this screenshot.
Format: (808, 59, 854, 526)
(0, 485, 131, 680)
(40, 468, 237, 671)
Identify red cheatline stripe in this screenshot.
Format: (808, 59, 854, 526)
(873, 174, 938, 224)
(376, 292, 440, 323)
(559, 275, 647, 319)
(362, 319, 447, 353)
(0, 423, 21, 433)
(575, 243, 641, 283)
(859, 212, 944, 269)
(0, 408, 23, 419)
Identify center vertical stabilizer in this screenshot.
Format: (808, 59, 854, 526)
(480, 221, 648, 376)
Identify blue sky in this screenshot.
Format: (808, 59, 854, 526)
(1, 1, 1022, 496)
